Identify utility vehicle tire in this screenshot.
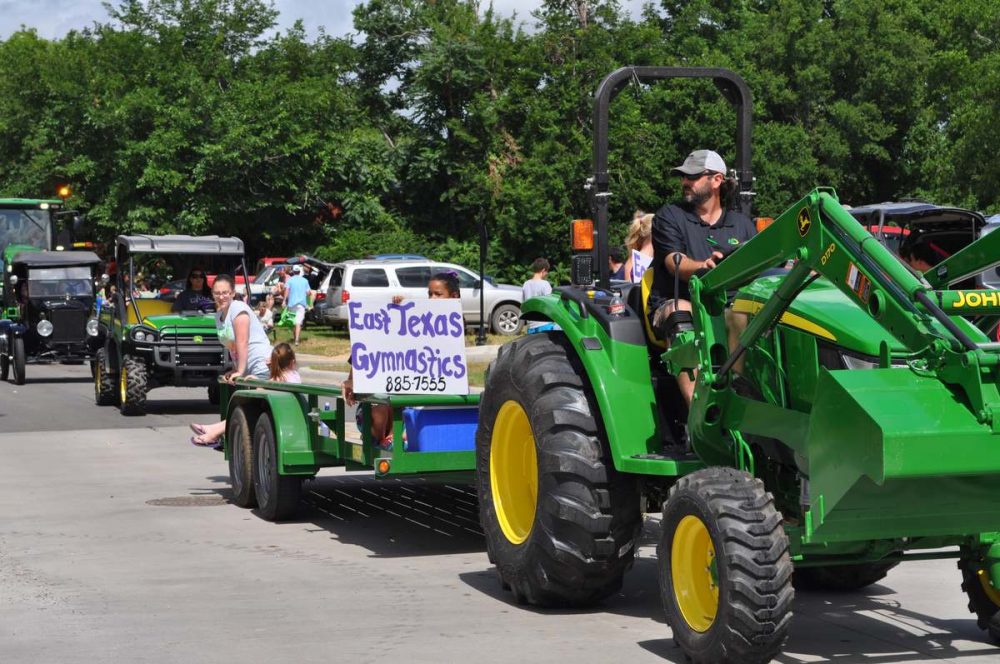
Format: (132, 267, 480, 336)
(12, 337, 26, 385)
(227, 405, 256, 508)
(94, 348, 117, 406)
(475, 333, 642, 607)
(658, 466, 794, 664)
(208, 382, 221, 406)
(959, 550, 1000, 644)
(118, 354, 148, 416)
(490, 303, 523, 336)
(252, 413, 303, 521)
(794, 561, 898, 592)
(0, 344, 9, 382)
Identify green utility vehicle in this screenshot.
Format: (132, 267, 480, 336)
(475, 67, 1000, 663)
(95, 235, 248, 415)
(218, 380, 479, 521)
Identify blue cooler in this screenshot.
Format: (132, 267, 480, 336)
(402, 406, 479, 452)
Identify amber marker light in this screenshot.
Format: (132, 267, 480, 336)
(755, 217, 774, 233)
(571, 219, 594, 251)
(57, 185, 71, 200)
(377, 459, 391, 475)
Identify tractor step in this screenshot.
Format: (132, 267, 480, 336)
(632, 449, 699, 462)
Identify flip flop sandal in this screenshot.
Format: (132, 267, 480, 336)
(190, 423, 208, 436)
(191, 435, 219, 447)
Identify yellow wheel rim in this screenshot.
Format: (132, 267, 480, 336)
(490, 400, 538, 545)
(671, 514, 719, 632)
(119, 365, 127, 404)
(978, 569, 1000, 607)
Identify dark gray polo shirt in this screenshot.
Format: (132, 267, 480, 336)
(648, 202, 756, 313)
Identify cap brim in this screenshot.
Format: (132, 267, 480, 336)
(671, 165, 703, 175)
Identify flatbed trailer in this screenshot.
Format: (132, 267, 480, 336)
(220, 378, 480, 521)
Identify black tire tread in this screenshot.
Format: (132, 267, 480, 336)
(253, 413, 303, 521)
(659, 467, 794, 664)
(477, 333, 642, 608)
(119, 354, 148, 416)
(12, 336, 26, 385)
(959, 554, 1000, 643)
(227, 406, 256, 508)
(94, 348, 116, 405)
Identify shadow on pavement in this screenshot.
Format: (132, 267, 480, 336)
(143, 399, 219, 416)
(202, 472, 486, 558)
(21, 375, 94, 385)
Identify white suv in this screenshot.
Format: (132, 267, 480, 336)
(323, 259, 524, 335)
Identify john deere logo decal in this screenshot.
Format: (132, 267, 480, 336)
(193, 335, 203, 344)
(797, 208, 812, 237)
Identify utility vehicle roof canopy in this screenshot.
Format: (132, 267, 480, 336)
(116, 235, 244, 255)
(10, 250, 101, 267)
(849, 202, 985, 230)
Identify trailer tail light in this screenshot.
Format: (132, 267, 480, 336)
(341, 290, 350, 304)
(571, 219, 594, 251)
(376, 458, 391, 475)
(755, 217, 774, 233)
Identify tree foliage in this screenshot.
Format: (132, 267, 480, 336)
(0, 0, 997, 282)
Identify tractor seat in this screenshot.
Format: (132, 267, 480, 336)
(639, 269, 667, 350)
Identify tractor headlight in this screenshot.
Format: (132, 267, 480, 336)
(130, 326, 157, 343)
(86, 319, 100, 337)
(36, 319, 54, 337)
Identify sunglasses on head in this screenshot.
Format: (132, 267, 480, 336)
(681, 171, 716, 181)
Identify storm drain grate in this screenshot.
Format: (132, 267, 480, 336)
(146, 495, 228, 507)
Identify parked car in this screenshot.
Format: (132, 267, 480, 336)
(0, 247, 103, 384)
(323, 259, 524, 335)
(285, 255, 336, 325)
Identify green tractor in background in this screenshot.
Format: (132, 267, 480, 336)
(475, 67, 1000, 663)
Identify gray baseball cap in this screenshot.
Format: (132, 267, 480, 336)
(671, 149, 727, 176)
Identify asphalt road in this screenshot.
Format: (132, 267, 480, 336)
(1, 362, 998, 663)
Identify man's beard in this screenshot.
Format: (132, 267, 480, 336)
(683, 186, 711, 207)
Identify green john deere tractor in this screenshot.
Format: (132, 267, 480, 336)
(476, 67, 1000, 663)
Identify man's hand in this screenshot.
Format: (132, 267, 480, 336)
(701, 250, 725, 271)
(342, 378, 356, 406)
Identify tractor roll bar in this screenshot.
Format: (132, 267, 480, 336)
(591, 67, 753, 289)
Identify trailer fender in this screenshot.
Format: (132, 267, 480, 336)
(227, 388, 316, 475)
(520, 293, 671, 474)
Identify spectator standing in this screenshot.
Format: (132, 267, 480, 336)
(522, 258, 552, 332)
(283, 265, 313, 346)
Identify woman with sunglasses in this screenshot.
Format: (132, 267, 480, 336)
(171, 269, 214, 313)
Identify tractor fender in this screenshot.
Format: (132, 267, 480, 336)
(227, 388, 316, 475)
(520, 293, 664, 473)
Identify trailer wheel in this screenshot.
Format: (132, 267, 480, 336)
(12, 336, 26, 385)
(658, 467, 794, 664)
(252, 413, 302, 521)
(118, 354, 148, 416)
(794, 560, 898, 592)
(960, 551, 1000, 644)
(227, 405, 256, 508)
(94, 348, 117, 406)
(476, 333, 642, 606)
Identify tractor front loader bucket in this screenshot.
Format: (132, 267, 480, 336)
(804, 366, 1000, 546)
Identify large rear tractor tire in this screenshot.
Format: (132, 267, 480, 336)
(794, 560, 898, 592)
(94, 348, 117, 406)
(658, 467, 794, 664)
(960, 550, 1000, 644)
(227, 405, 256, 508)
(118, 354, 148, 416)
(475, 333, 642, 606)
(252, 413, 303, 521)
(12, 336, 26, 385)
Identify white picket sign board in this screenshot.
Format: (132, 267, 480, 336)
(348, 297, 470, 395)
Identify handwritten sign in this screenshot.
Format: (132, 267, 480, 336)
(631, 249, 652, 283)
(348, 297, 469, 395)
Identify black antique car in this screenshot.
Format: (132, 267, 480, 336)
(0, 248, 103, 384)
